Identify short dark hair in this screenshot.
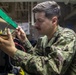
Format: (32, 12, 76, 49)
(32, 1, 61, 19)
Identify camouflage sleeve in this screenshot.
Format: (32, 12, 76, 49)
(22, 39, 34, 53)
(13, 30, 76, 75)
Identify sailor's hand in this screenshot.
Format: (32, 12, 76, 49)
(16, 26, 28, 43)
(0, 28, 17, 57)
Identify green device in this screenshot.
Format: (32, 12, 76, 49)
(0, 9, 18, 29)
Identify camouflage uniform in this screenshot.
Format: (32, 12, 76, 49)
(13, 25, 76, 75)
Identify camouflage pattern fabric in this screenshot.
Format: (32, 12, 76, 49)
(13, 25, 76, 75)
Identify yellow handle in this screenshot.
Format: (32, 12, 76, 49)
(19, 68, 25, 75)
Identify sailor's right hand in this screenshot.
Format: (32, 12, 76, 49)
(16, 26, 28, 43)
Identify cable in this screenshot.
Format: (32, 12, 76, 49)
(14, 42, 26, 52)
